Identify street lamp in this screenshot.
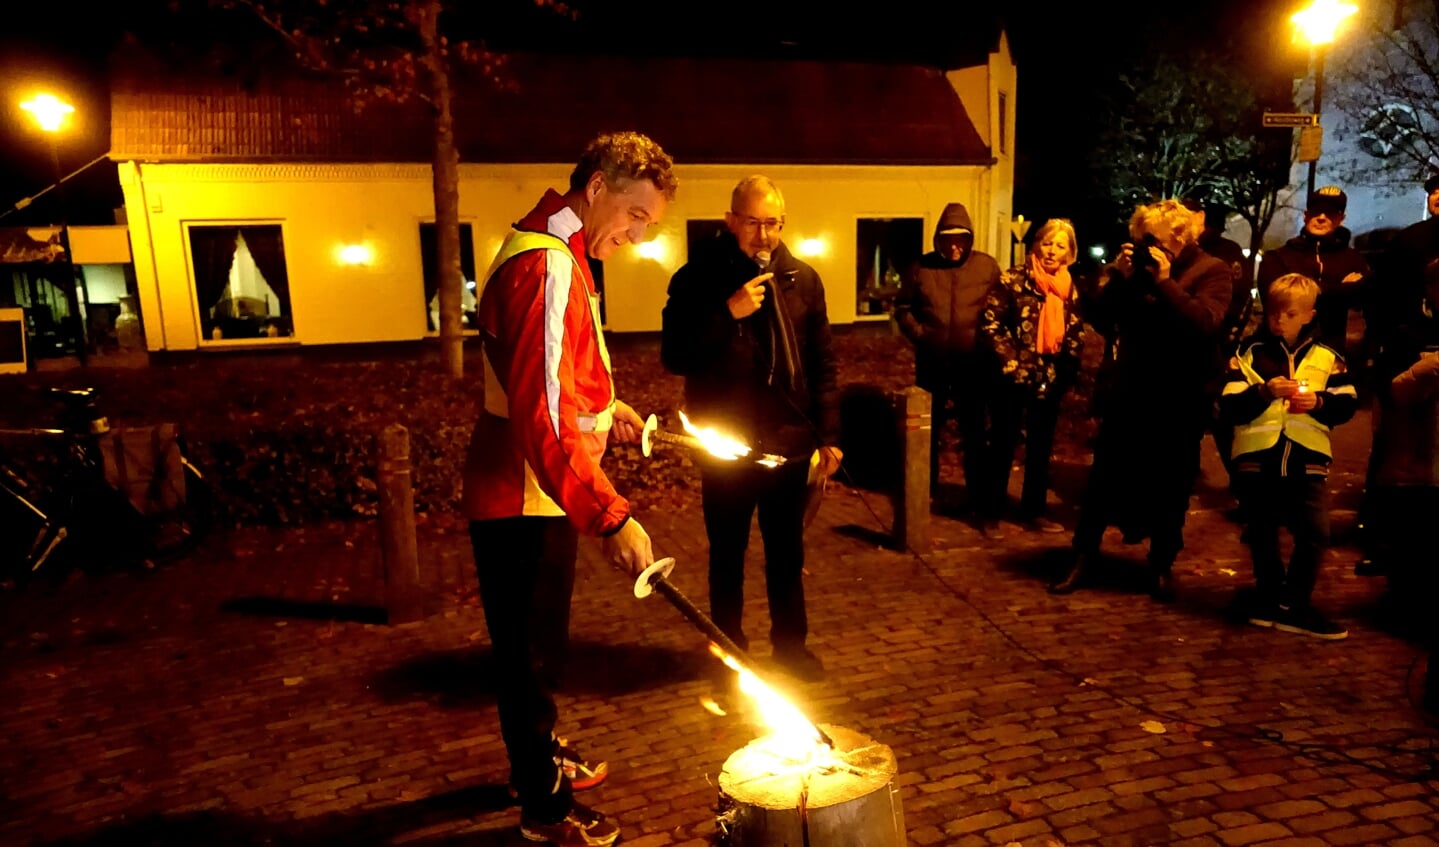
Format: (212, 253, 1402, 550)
(19, 93, 87, 365)
(1291, 0, 1359, 196)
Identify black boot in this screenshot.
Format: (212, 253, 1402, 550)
(1049, 552, 1090, 595)
(1150, 569, 1177, 603)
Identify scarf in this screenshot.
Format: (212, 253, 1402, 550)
(1030, 256, 1072, 355)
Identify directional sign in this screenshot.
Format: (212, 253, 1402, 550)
(1296, 126, 1324, 163)
(1263, 112, 1319, 128)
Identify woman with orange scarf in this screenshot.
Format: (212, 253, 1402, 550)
(978, 218, 1085, 533)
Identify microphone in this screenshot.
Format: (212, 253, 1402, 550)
(755, 250, 771, 271)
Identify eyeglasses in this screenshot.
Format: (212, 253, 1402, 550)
(736, 216, 784, 233)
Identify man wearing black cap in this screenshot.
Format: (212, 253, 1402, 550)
(1256, 186, 1370, 356)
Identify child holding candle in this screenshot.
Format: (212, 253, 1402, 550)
(1218, 273, 1359, 639)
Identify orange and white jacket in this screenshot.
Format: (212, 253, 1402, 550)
(460, 190, 629, 536)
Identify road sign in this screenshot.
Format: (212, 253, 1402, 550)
(1263, 112, 1319, 128)
(1010, 216, 1031, 241)
(1297, 126, 1323, 162)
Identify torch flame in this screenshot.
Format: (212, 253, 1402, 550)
(678, 410, 752, 460)
(708, 643, 834, 763)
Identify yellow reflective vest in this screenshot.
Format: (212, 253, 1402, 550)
(1223, 342, 1349, 459)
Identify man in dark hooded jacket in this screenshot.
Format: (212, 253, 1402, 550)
(1256, 186, 1369, 356)
(895, 202, 1005, 535)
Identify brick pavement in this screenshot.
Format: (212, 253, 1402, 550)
(2, 410, 1437, 847)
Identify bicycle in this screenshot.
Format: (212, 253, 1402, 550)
(0, 387, 214, 585)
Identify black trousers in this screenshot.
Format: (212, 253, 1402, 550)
(929, 363, 1003, 516)
(1233, 472, 1329, 607)
(700, 458, 811, 652)
(1073, 408, 1207, 570)
(989, 385, 1064, 518)
(469, 516, 577, 822)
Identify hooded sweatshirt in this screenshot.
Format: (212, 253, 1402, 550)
(895, 203, 1002, 390)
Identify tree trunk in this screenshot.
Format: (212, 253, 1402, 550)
(417, 0, 464, 379)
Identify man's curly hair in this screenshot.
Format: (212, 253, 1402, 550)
(569, 131, 678, 201)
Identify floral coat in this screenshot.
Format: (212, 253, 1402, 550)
(978, 265, 1085, 394)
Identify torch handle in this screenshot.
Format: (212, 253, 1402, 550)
(649, 575, 755, 662)
(650, 430, 701, 449)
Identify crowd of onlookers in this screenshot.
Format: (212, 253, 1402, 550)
(893, 173, 1439, 713)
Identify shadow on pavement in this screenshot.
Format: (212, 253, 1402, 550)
(221, 596, 387, 624)
(39, 784, 521, 847)
(373, 640, 705, 707)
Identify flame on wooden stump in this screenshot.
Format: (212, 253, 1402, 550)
(716, 724, 904, 847)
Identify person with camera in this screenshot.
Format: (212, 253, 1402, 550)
(1051, 199, 1232, 600)
(978, 218, 1086, 533)
(660, 175, 841, 684)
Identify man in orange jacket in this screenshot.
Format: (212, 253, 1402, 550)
(461, 131, 677, 847)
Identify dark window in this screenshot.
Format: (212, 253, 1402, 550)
(998, 91, 1009, 155)
(857, 218, 925, 317)
(419, 223, 477, 332)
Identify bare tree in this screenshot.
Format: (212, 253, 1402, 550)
(1090, 49, 1293, 256)
(226, 0, 566, 379)
(1329, 0, 1439, 182)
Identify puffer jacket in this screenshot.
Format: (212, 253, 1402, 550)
(895, 202, 1002, 391)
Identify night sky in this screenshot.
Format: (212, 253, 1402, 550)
(1, 0, 1302, 239)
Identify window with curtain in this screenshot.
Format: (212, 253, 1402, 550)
(856, 218, 924, 317)
(419, 223, 477, 332)
(188, 224, 292, 341)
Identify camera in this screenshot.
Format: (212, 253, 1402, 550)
(1130, 233, 1160, 274)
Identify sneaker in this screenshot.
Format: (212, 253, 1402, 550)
(1245, 597, 1282, 628)
(520, 801, 620, 846)
(509, 738, 609, 800)
(1021, 516, 1065, 534)
(772, 645, 826, 682)
(555, 739, 608, 791)
(1273, 605, 1348, 640)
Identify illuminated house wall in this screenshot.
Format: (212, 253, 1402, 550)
(111, 42, 1016, 351)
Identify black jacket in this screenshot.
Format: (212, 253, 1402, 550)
(660, 233, 839, 459)
(894, 202, 1003, 391)
(1087, 243, 1234, 414)
(1256, 227, 1370, 352)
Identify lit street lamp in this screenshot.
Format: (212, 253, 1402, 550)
(1291, 0, 1359, 197)
(19, 93, 87, 366)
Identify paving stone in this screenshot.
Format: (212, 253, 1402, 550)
(1, 406, 1436, 846)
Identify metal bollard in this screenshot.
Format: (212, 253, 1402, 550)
(378, 423, 424, 623)
(891, 387, 931, 553)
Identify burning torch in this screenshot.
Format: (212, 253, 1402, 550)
(633, 557, 834, 750)
(641, 412, 789, 468)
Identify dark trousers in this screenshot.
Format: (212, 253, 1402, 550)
(700, 459, 810, 652)
(1365, 487, 1439, 707)
(1073, 410, 1207, 570)
(1233, 472, 1330, 607)
(990, 385, 1064, 518)
(469, 516, 577, 822)
(929, 364, 1002, 516)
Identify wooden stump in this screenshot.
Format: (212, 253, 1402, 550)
(716, 724, 904, 846)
